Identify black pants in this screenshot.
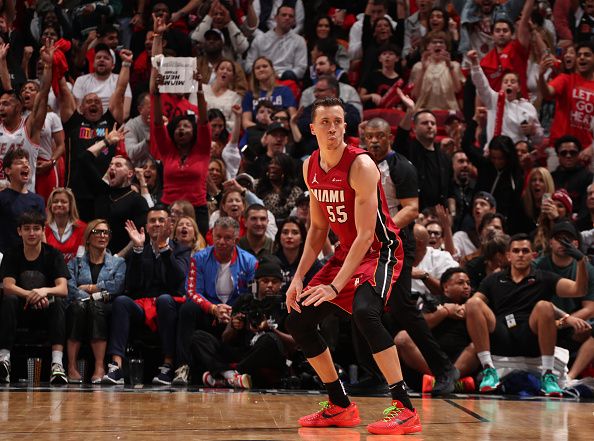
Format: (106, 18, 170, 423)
(286, 282, 395, 359)
(191, 330, 286, 376)
(0, 295, 66, 350)
(66, 301, 112, 341)
(354, 263, 453, 378)
(176, 301, 224, 365)
(107, 295, 179, 358)
(193, 205, 209, 238)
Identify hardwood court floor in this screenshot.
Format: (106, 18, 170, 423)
(1, 386, 594, 440)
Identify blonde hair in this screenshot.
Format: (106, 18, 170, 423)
(522, 167, 555, 221)
(174, 215, 206, 252)
(83, 219, 110, 252)
(249, 56, 277, 95)
(170, 199, 195, 220)
(46, 187, 80, 225)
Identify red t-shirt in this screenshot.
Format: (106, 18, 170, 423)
(548, 73, 594, 149)
(151, 119, 211, 207)
(44, 220, 87, 263)
(480, 39, 529, 98)
(159, 94, 199, 120)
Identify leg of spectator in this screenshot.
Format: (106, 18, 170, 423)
(66, 301, 87, 379)
(107, 296, 144, 366)
(49, 297, 67, 361)
(0, 295, 22, 352)
(528, 300, 557, 358)
(393, 330, 431, 375)
(194, 205, 209, 238)
(156, 294, 178, 365)
(465, 296, 496, 353)
(454, 343, 480, 377)
(568, 336, 594, 379)
(190, 330, 229, 374)
(176, 301, 212, 367)
(237, 333, 285, 375)
(89, 302, 111, 380)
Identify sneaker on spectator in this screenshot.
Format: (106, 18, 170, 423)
(50, 363, 68, 385)
(202, 371, 227, 388)
(423, 373, 475, 394)
(479, 367, 500, 393)
(102, 363, 124, 385)
(431, 366, 460, 396)
(541, 372, 563, 397)
(227, 372, 251, 389)
(0, 359, 10, 383)
(152, 363, 174, 385)
(172, 364, 190, 386)
(366, 400, 422, 435)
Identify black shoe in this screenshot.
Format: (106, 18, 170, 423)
(432, 366, 460, 396)
(345, 374, 388, 396)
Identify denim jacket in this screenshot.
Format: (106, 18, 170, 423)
(67, 252, 126, 303)
(453, 0, 524, 55)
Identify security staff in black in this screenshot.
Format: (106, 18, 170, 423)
(357, 118, 459, 395)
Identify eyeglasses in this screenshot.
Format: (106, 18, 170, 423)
(558, 150, 579, 157)
(273, 116, 289, 121)
(427, 230, 442, 237)
(91, 229, 112, 236)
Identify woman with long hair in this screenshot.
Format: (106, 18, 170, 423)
(274, 217, 322, 292)
(45, 187, 87, 263)
(255, 153, 303, 221)
(151, 15, 211, 237)
(203, 58, 242, 132)
(172, 215, 206, 253)
(66, 219, 126, 383)
(241, 57, 296, 130)
(522, 167, 556, 227)
(462, 128, 526, 234)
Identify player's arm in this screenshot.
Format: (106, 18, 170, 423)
(293, 159, 330, 281)
(328, 154, 379, 292)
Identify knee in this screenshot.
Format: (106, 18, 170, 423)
(156, 294, 175, 310)
(394, 330, 412, 349)
(352, 303, 376, 329)
(533, 300, 554, 319)
(285, 311, 307, 338)
(2, 294, 20, 309)
(67, 302, 86, 319)
(465, 296, 483, 316)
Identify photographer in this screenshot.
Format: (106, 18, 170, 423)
(65, 219, 126, 384)
(191, 256, 294, 388)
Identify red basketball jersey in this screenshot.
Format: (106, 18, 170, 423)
(306, 144, 403, 310)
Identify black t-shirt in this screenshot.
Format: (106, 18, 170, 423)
(63, 110, 117, 199)
(0, 243, 70, 289)
(89, 262, 104, 284)
(381, 151, 419, 262)
(422, 149, 441, 208)
(421, 292, 470, 350)
(478, 269, 562, 323)
(361, 70, 400, 109)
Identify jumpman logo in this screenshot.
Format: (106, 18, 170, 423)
(312, 173, 319, 184)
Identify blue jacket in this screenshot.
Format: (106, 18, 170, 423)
(67, 252, 126, 303)
(187, 246, 257, 307)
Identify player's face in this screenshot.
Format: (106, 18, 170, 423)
(310, 105, 346, 150)
(506, 240, 533, 270)
(364, 126, 392, 163)
(444, 272, 471, 303)
(17, 223, 44, 246)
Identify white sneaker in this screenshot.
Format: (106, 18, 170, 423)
(227, 372, 251, 389)
(50, 363, 68, 385)
(172, 364, 190, 385)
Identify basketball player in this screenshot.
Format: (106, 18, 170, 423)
(0, 41, 54, 193)
(285, 97, 421, 435)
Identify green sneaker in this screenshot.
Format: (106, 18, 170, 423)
(479, 367, 500, 393)
(541, 372, 563, 397)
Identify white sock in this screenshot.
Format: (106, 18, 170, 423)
(0, 349, 10, 361)
(222, 370, 237, 380)
(51, 351, 63, 365)
(542, 355, 555, 373)
(477, 351, 494, 369)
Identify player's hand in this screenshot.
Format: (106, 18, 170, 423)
(286, 277, 303, 313)
(299, 284, 337, 307)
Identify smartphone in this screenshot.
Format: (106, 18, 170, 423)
(542, 193, 552, 204)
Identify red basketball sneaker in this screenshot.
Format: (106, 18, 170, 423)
(298, 401, 361, 428)
(366, 400, 422, 435)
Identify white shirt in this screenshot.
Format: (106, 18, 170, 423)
(216, 261, 234, 304)
(471, 65, 544, 145)
(300, 83, 363, 117)
(203, 84, 242, 133)
(245, 29, 308, 79)
(453, 231, 477, 260)
(253, 0, 305, 34)
(411, 247, 458, 295)
(39, 112, 63, 160)
(0, 117, 39, 191)
(72, 73, 132, 114)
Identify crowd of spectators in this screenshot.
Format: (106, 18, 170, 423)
(0, 0, 593, 396)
